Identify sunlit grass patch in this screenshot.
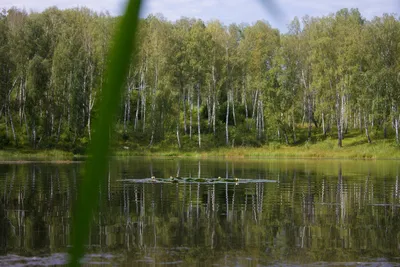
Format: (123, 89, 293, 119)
(0, 149, 74, 161)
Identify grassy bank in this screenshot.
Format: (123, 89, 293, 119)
(1, 131, 400, 161)
(115, 132, 400, 159)
(0, 149, 77, 162)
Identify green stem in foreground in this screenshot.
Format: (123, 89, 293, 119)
(68, 0, 142, 265)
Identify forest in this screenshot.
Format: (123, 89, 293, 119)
(0, 7, 399, 153)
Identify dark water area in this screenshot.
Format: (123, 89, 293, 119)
(0, 158, 400, 266)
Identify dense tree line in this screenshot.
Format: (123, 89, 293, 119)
(0, 7, 399, 151)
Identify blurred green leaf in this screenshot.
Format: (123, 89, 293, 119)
(68, 0, 142, 266)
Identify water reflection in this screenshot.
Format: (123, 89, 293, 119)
(0, 159, 400, 266)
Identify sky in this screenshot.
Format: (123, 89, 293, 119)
(1, 0, 399, 32)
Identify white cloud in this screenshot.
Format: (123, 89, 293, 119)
(141, 0, 220, 20)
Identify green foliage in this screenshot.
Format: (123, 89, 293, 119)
(0, 6, 400, 153)
(0, 133, 10, 148)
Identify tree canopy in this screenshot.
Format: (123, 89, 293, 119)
(0, 7, 399, 151)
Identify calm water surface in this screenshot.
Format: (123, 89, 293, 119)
(0, 158, 400, 266)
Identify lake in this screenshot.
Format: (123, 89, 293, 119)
(0, 158, 400, 266)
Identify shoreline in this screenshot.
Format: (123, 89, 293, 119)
(1, 141, 400, 162)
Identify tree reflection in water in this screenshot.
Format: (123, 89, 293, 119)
(0, 159, 399, 265)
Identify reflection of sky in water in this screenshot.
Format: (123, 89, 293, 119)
(0, 159, 400, 265)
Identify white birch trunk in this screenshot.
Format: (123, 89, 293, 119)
(197, 85, 201, 148)
(226, 90, 230, 145)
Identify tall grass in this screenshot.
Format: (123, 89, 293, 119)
(68, 0, 142, 265)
